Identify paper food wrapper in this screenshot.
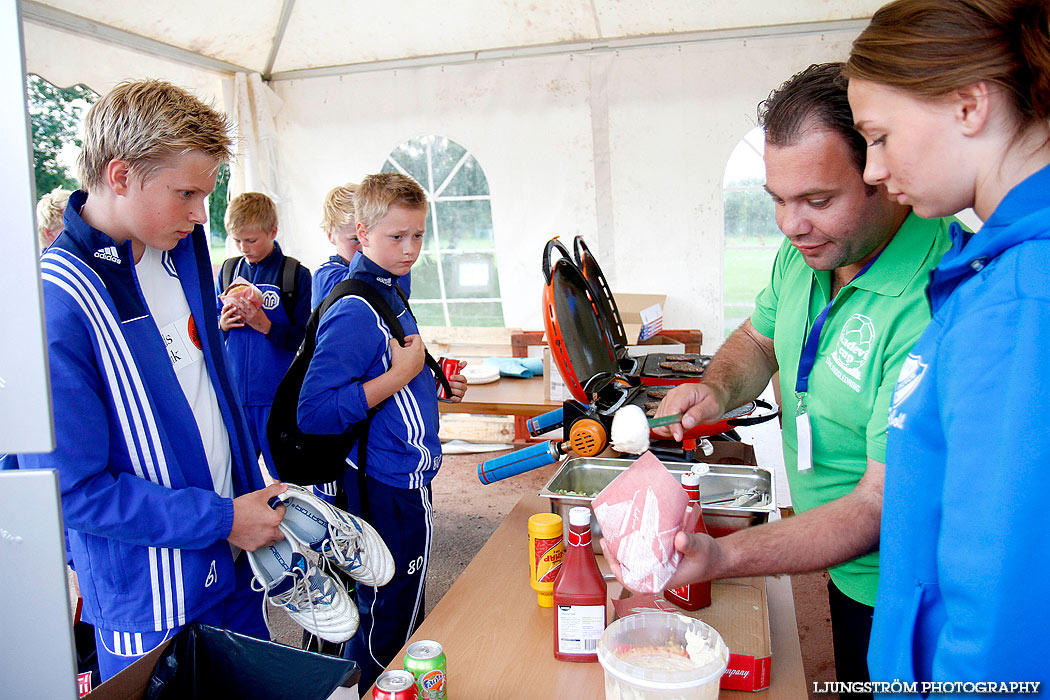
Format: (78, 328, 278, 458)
(219, 276, 263, 308)
(592, 451, 689, 593)
(612, 592, 681, 618)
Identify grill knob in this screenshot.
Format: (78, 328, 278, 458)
(568, 418, 608, 458)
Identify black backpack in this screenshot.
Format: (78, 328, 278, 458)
(266, 278, 451, 491)
(220, 255, 302, 325)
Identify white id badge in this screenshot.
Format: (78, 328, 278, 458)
(795, 411, 813, 472)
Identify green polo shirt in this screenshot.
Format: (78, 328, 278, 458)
(751, 213, 953, 606)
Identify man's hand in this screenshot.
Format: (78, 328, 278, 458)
(228, 483, 287, 552)
(218, 302, 244, 331)
(389, 334, 425, 383)
(232, 297, 272, 335)
(663, 530, 725, 589)
(654, 383, 729, 442)
(445, 362, 468, 403)
(601, 508, 726, 592)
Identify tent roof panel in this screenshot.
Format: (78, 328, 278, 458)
(271, 0, 601, 72)
(28, 0, 883, 78)
(593, 0, 884, 36)
(34, 0, 286, 72)
(24, 21, 227, 100)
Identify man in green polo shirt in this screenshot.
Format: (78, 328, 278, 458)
(650, 63, 954, 694)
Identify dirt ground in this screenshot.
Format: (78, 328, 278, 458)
(261, 449, 836, 697)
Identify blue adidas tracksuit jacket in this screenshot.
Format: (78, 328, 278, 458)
(311, 252, 411, 310)
(217, 241, 311, 408)
(297, 254, 440, 489)
(872, 163, 1050, 689)
(22, 190, 265, 633)
(311, 255, 351, 311)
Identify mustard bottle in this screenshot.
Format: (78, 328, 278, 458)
(528, 513, 564, 607)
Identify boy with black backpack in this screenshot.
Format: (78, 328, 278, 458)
(218, 192, 312, 478)
(297, 173, 466, 692)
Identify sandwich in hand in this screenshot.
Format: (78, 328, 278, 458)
(219, 276, 264, 308)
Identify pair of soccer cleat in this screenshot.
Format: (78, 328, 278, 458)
(248, 484, 395, 643)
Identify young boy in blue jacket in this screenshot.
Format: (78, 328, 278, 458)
(311, 182, 411, 310)
(312, 182, 361, 310)
(218, 192, 312, 478)
(298, 173, 466, 693)
(20, 80, 288, 681)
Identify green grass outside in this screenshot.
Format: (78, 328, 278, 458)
(723, 245, 780, 338)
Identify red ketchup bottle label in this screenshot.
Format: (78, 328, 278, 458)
(552, 507, 607, 662)
(664, 469, 713, 611)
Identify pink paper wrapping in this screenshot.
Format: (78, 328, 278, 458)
(592, 451, 689, 593)
(219, 276, 264, 308)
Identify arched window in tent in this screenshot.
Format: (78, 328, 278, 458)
(722, 127, 781, 338)
(381, 136, 504, 327)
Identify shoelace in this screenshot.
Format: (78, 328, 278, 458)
(320, 517, 365, 573)
(251, 559, 333, 640)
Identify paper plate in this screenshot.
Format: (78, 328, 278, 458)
(462, 364, 501, 384)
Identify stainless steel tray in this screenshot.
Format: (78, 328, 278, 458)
(538, 457, 776, 552)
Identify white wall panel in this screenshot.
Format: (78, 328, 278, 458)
(271, 54, 598, 329)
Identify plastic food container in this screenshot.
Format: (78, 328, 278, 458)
(597, 612, 728, 700)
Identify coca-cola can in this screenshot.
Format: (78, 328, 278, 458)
(373, 670, 418, 699)
(436, 357, 464, 400)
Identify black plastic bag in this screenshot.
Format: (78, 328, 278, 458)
(145, 623, 359, 699)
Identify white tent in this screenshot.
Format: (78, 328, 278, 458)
(20, 0, 882, 344)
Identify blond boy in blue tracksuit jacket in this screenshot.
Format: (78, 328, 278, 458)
(20, 80, 287, 681)
(217, 193, 311, 478)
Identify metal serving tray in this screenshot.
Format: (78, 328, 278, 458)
(538, 457, 776, 552)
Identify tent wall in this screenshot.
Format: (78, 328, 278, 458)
(273, 30, 858, 349)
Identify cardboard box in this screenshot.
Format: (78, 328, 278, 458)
(625, 338, 686, 357)
(84, 634, 358, 700)
(613, 576, 772, 692)
(85, 639, 171, 700)
(543, 347, 574, 402)
(615, 293, 667, 342)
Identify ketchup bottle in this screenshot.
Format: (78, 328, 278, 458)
(552, 507, 607, 662)
(663, 468, 713, 610)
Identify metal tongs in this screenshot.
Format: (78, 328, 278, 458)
(700, 486, 763, 507)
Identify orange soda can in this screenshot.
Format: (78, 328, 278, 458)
(528, 513, 564, 607)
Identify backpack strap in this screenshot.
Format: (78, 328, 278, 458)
(220, 256, 242, 292)
(393, 284, 452, 399)
(315, 279, 449, 520)
(323, 279, 406, 341)
(314, 279, 402, 521)
(279, 255, 302, 326)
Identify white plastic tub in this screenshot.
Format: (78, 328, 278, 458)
(597, 612, 728, 700)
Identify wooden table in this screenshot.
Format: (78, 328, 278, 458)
(438, 375, 559, 418)
(369, 493, 808, 698)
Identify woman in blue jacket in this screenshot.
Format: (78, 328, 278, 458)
(844, 0, 1050, 689)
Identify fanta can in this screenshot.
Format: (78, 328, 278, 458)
(404, 640, 447, 699)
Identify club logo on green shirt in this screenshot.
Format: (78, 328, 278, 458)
(826, 313, 876, 391)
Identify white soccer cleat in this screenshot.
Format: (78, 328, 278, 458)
(277, 483, 395, 587)
(248, 536, 358, 643)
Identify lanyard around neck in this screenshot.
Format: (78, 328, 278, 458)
(794, 252, 881, 397)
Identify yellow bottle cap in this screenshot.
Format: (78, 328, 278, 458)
(537, 590, 554, 607)
(528, 512, 563, 538)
